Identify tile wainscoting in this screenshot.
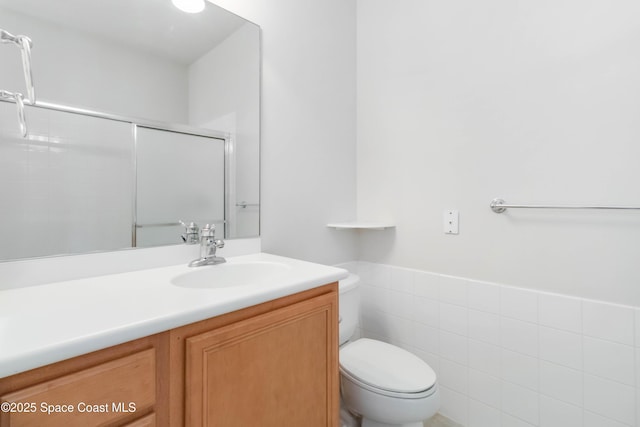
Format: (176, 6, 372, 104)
(338, 262, 640, 427)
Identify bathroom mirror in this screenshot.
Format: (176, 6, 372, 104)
(0, 0, 260, 261)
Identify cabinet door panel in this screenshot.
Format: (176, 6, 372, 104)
(122, 413, 156, 427)
(185, 292, 338, 427)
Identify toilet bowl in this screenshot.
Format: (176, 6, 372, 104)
(339, 274, 440, 427)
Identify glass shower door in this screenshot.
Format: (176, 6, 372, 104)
(135, 126, 226, 247)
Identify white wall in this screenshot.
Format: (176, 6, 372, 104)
(357, 0, 640, 306)
(188, 22, 260, 238)
(211, 0, 359, 265)
(0, 8, 188, 123)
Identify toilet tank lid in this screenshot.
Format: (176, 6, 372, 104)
(340, 338, 436, 393)
(339, 273, 360, 294)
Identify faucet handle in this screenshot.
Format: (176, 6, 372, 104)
(179, 220, 199, 244)
(201, 223, 216, 238)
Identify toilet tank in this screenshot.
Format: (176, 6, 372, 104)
(339, 274, 361, 345)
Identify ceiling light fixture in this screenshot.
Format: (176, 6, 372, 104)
(171, 0, 205, 14)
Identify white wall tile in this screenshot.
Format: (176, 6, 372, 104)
(360, 308, 388, 336)
(439, 358, 468, 394)
(439, 386, 468, 426)
(468, 310, 500, 346)
(539, 395, 582, 427)
(468, 280, 500, 314)
(469, 399, 501, 427)
(356, 262, 373, 285)
(356, 263, 640, 427)
(501, 317, 538, 357)
(414, 323, 439, 354)
(413, 296, 439, 328)
(361, 285, 388, 312)
(539, 360, 582, 407)
(391, 266, 414, 294)
(360, 310, 387, 334)
(468, 339, 501, 377)
(360, 329, 389, 343)
(468, 369, 501, 408)
(583, 411, 630, 427)
(583, 336, 635, 385)
(583, 300, 635, 345)
(414, 270, 440, 299)
(439, 275, 468, 307)
(501, 349, 539, 390)
(385, 314, 414, 346)
(501, 381, 539, 426)
(440, 330, 468, 366)
(538, 293, 582, 333)
(501, 286, 538, 323)
(385, 289, 414, 320)
(539, 326, 582, 369)
(369, 263, 393, 288)
(440, 302, 468, 336)
(583, 374, 636, 426)
(413, 348, 440, 377)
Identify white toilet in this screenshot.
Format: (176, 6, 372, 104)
(339, 274, 440, 427)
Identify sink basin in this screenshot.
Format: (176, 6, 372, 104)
(171, 261, 292, 289)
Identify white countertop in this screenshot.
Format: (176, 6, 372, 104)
(0, 252, 348, 379)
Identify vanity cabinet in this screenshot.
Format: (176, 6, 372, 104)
(0, 284, 338, 427)
(174, 287, 338, 427)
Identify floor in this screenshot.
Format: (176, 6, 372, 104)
(341, 409, 460, 427)
(424, 414, 463, 427)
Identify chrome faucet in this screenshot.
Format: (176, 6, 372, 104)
(180, 221, 200, 245)
(188, 224, 225, 267)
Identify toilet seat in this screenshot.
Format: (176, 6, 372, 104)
(340, 339, 437, 399)
(340, 368, 437, 400)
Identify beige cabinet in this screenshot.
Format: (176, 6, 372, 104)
(0, 284, 338, 427)
(0, 333, 168, 427)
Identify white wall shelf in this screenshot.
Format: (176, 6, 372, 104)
(326, 221, 395, 230)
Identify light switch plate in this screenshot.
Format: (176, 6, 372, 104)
(444, 210, 459, 234)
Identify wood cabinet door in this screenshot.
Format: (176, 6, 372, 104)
(184, 291, 338, 427)
(121, 413, 156, 427)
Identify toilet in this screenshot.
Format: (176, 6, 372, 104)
(339, 274, 440, 427)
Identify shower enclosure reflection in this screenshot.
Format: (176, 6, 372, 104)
(0, 0, 260, 261)
(135, 127, 226, 248)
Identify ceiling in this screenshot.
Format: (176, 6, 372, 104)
(0, 0, 251, 64)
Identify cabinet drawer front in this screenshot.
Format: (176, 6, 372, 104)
(0, 349, 155, 427)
